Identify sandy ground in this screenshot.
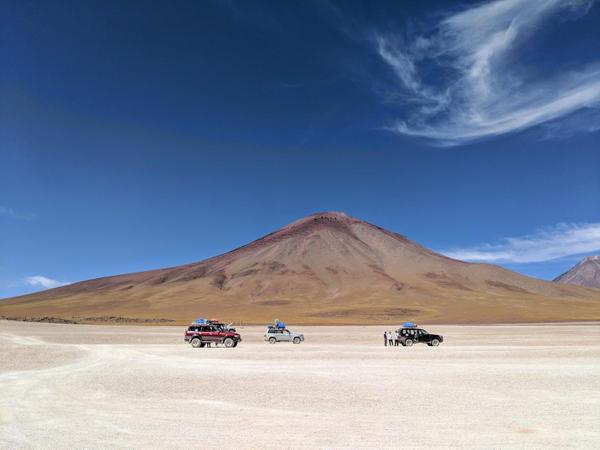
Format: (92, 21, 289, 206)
(1, 321, 599, 449)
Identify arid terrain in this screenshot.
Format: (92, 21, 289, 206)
(1, 212, 599, 325)
(555, 256, 600, 288)
(1, 320, 599, 448)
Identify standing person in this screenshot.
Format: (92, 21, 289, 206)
(388, 331, 394, 347)
(394, 330, 400, 346)
(384, 330, 388, 347)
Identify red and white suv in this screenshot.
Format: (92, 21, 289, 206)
(184, 323, 241, 348)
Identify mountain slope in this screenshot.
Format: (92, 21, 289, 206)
(554, 256, 600, 289)
(1, 212, 599, 324)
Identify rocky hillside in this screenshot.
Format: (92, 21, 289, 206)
(554, 256, 600, 289)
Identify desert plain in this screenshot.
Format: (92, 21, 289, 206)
(1, 320, 599, 448)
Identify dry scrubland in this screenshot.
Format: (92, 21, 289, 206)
(1, 320, 600, 448)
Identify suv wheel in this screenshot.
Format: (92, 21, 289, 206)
(223, 337, 235, 348)
(431, 339, 440, 346)
(269, 337, 277, 344)
(293, 337, 301, 344)
(404, 339, 414, 347)
(191, 338, 202, 348)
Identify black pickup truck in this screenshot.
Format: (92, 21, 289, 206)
(398, 326, 443, 347)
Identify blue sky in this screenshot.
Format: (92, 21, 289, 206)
(1, 0, 599, 297)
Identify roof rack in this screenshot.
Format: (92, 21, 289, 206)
(192, 317, 223, 325)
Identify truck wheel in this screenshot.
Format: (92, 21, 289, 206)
(293, 337, 301, 344)
(223, 337, 235, 348)
(404, 339, 413, 347)
(191, 338, 202, 348)
(431, 339, 440, 346)
(269, 337, 277, 344)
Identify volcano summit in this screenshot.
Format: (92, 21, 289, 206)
(1, 212, 599, 324)
(554, 256, 600, 289)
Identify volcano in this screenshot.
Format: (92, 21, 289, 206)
(554, 256, 600, 289)
(1, 212, 599, 324)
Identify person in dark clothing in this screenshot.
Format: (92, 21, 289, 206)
(384, 331, 388, 346)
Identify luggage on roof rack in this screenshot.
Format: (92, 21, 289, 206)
(194, 317, 206, 324)
(402, 322, 417, 328)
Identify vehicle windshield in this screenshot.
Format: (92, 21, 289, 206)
(419, 329, 428, 335)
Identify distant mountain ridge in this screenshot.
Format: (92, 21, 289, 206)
(554, 256, 600, 289)
(1, 212, 599, 324)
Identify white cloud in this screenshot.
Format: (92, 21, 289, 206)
(374, 0, 600, 146)
(0, 206, 36, 220)
(0, 206, 18, 217)
(25, 276, 70, 290)
(442, 223, 600, 263)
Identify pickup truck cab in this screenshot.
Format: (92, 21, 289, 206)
(398, 326, 443, 347)
(184, 324, 241, 348)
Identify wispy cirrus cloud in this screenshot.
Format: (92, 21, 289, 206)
(374, 0, 600, 146)
(0, 206, 36, 220)
(442, 223, 600, 263)
(25, 275, 70, 290)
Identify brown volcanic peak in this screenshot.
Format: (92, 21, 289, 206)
(554, 256, 600, 288)
(1, 212, 600, 324)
